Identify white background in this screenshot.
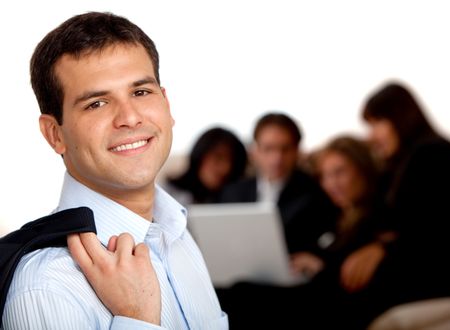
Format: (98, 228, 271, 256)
(1, 0, 450, 232)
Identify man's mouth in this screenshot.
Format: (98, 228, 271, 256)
(109, 139, 150, 152)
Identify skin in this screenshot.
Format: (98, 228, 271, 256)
(252, 124, 299, 182)
(40, 43, 174, 324)
(366, 118, 400, 161)
(340, 241, 385, 292)
(198, 143, 233, 191)
(67, 232, 161, 324)
(290, 251, 324, 277)
(319, 151, 366, 210)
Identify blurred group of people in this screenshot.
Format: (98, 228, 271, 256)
(161, 80, 450, 329)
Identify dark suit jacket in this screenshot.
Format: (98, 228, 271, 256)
(220, 169, 338, 253)
(0, 207, 96, 326)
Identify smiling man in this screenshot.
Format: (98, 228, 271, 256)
(1, 12, 227, 329)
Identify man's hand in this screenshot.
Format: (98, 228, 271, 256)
(290, 251, 324, 278)
(67, 232, 161, 324)
(340, 242, 385, 293)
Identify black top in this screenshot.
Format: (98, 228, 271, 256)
(373, 136, 450, 300)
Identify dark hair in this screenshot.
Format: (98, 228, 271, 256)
(169, 127, 248, 202)
(253, 113, 302, 146)
(30, 11, 160, 124)
(362, 82, 436, 148)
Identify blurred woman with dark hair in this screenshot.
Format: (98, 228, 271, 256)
(163, 127, 248, 205)
(341, 81, 450, 328)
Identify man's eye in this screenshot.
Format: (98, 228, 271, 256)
(134, 90, 150, 97)
(85, 100, 106, 110)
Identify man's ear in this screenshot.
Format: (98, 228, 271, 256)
(39, 114, 66, 155)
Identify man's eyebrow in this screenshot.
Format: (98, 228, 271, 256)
(132, 76, 159, 87)
(73, 90, 108, 107)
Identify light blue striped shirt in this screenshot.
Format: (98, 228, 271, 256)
(2, 172, 228, 329)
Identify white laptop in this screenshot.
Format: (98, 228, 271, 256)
(187, 202, 307, 288)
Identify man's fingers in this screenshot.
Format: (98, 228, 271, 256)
(107, 235, 118, 252)
(115, 233, 136, 259)
(67, 233, 94, 269)
(134, 243, 150, 258)
(78, 232, 109, 263)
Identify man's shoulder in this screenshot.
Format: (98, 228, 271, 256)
(4, 247, 112, 327)
(8, 247, 89, 300)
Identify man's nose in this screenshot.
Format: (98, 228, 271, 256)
(113, 100, 143, 128)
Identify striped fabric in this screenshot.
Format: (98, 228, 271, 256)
(2, 172, 228, 329)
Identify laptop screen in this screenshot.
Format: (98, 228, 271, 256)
(187, 202, 306, 288)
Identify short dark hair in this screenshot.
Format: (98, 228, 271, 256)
(362, 82, 436, 147)
(30, 11, 160, 124)
(253, 112, 302, 146)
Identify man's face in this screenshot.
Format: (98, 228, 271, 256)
(40, 44, 174, 200)
(252, 125, 299, 181)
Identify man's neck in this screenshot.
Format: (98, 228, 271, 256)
(97, 188, 155, 221)
(66, 172, 156, 221)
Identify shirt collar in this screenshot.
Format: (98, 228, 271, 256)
(153, 183, 188, 244)
(256, 176, 286, 202)
(56, 172, 187, 247)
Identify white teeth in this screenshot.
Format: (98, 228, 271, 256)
(111, 139, 148, 152)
